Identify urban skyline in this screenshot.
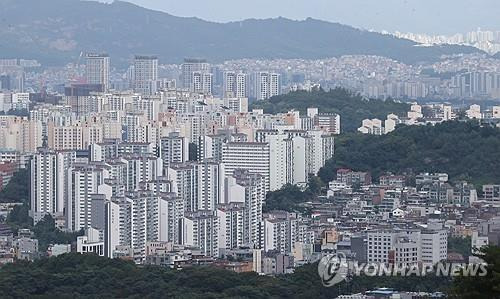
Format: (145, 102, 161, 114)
(0, 0, 499, 298)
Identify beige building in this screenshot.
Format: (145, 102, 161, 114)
(0, 116, 42, 153)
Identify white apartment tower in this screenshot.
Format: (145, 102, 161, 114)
(224, 72, 247, 98)
(157, 192, 184, 244)
(268, 134, 294, 191)
(222, 142, 271, 192)
(192, 72, 213, 94)
(167, 162, 199, 213)
(122, 155, 163, 192)
(181, 210, 219, 257)
(256, 72, 281, 100)
(197, 160, 226, 211)
(167, 161, 225, 212)
(217, 203, 245, 251)
(30, 150, 73, 223)
(159, 132, 189, 167)
(66, 163, 109, 232)
(227, 169, 266, 247)
(263, 212, 298, 253)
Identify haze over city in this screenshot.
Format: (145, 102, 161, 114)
(114, 0, 500, 34)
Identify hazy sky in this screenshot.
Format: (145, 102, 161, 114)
(117, 0, 500, 34)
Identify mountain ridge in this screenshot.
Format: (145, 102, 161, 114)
(0, 0, 484, 66)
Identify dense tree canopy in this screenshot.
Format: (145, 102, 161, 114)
(33, 215, 83, 251)
(318, 121, 500, 186)
(263, 184, 313, 213)
(5, 208, 82, 252)
(451, 246, 500, 298)
(0, 253, 453, 298)
(448, 236, 472, 258)
(0, 168, 30, 203)
(3, 247, 499, 298)
(250, 88, 409, 132)
(5, 204, 31, 232)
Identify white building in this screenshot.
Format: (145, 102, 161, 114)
(314, 113, 341, 135)
(227, 169, 266, 247)
(466, 104, 482, 119)
(223, 97, 248, 113)
(268, 134, 293, 191)
(193, 72, 213, 94)
(222, 142, 270, 192)
(224, 72, 247, 98)
(367, 229, 421, 265)
(263, 212, 298, 253)
(217, 203, 245, 251)
(77, 227, 105, 256)
(122, 155, 163, 192)
(30, 150, 72, 223)
(421, 221, 448, 265)
(66, 163, 109, 232)
(256, 72, 281, 100)
(181, 210, 219, 257)
(159, 132, 189, 167)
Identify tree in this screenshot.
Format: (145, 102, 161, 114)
(0, 254, 455, 298)
(5, 204, 32, 232)
(318, 121, 500, 187)
(451, 246, 500, 298)
(263, 184, 313, 213)
(448, 236, 472, 258)
(32, 215, 83, 251)
(308, 176, 324, 195)
(0, 168, 30, 204)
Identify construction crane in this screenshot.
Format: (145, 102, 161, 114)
(69, 51, 85, 83)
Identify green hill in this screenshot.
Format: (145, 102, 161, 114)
(0, 0, 482, 66)
(318, 121, 500, 186)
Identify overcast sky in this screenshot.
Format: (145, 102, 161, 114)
(116, 0, 500, 35)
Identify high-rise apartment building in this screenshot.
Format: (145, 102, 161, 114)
(256, 72, 281, 100)
(263, 212, 298, 253)
(159, 132, 189, 167)
(181, 58, 210, 90)
(167, 161, 225, 212)
(222, 142, 271, 192)
(224, 72, 247, 98)
(30, 150, 73, 223)
(192, 72, 213, 94)
(217, 203, 245, 251)
(66, 163, 109, 232)
(85, 53, 110, 91)
(134, 56, 158, 95)
(226, 169, 266, 247)
(181, 210, 219, 257)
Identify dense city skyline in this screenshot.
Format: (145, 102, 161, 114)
(0, 1, 500, 298)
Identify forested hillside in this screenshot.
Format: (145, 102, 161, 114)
(318, 121, 500, 186)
